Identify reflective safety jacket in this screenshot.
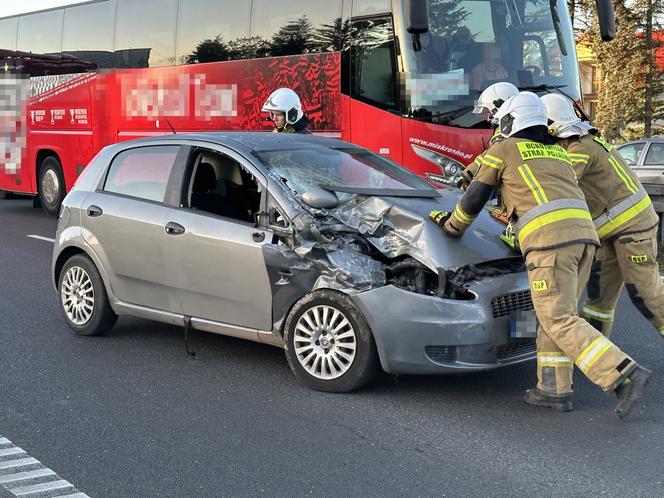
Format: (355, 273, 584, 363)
(461, 128, 506, 185)
(444, 136, 599, 254)
(565, 134, 658, 240)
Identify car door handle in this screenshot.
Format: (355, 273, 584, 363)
(165, 221, 185, 236)
(86, 205, 103, 217)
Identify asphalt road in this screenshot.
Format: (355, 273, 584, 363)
(1, 198, 663, 497)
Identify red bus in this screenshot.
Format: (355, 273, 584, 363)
(0, 0, 583, 215)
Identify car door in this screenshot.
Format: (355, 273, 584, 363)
(82, 144, 186, 311)
(641, 142, 664, 177)
(162, 145, 273, 331)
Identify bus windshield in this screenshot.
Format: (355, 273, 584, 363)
(400, 0, 579, 128)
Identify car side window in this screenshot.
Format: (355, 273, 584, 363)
(618, 142, 645, 166)
(644, 143, 664, 166)
(186, 149, 262, 223)
(103, 146, 180, 202)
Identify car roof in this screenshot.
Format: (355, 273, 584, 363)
(620, 136, 664, 146)
(118, 132, 358, 154)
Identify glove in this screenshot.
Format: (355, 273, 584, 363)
(429, 210, 452, 228)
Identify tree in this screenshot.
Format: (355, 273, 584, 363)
(227, 36, 272, 60)
(315, 18, 352, 52)
(271, 16, 316, 56)
(186, 36, 230, 64)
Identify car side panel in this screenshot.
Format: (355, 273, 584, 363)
(162, 210, 273, 331)
(81, 192, 178, 311)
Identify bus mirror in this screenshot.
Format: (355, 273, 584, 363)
(405, 0, 429, 34)
(595, 0, 615, 41)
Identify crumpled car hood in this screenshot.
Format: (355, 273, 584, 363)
(327, 189, 514, 271)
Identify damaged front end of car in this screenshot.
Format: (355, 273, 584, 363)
(261, 184, 537, 375)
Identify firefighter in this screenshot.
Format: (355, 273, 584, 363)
(541, 93, 664, 340)
(429, 91, 651, 418)
(262, 88, 311, 134)
(460, 82, 518, 188)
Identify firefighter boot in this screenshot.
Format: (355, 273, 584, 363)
(614, 365, 652, 419)
(523, 388, 573, 412)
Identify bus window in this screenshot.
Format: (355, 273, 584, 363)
(250, 0, 343, 57)
(114, 0, 178, 68)
(351, 17, 397, 109)
(0, 18, 18, 51)
(352, 0, 391, 16)
(176, 0, 251, 64)
(62, 1, 116, 69)
(17, 10, 63, 55)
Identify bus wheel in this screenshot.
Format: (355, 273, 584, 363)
(38, 156, 65, 217)
(0, 191, 7, 200)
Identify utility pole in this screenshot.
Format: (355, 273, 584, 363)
(644, 0, 654, 138)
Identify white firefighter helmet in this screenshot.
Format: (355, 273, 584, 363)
(262, 88, 304, 125)
(494, 91, 547, 137)
(540, 93, 584, 138)
(473, 82, 519, 124)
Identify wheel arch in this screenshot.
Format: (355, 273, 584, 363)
(36, 149, 64, 188)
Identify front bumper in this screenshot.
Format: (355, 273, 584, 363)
(350, 271, 535, 374)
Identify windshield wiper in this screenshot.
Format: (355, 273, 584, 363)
(550, 0, 568, 56)
(320, 185, 440, 198)
(518, 84, 587, 118)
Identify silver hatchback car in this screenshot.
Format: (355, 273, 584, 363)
(52, 133, 536, 392)
(617, 137, 664, 179)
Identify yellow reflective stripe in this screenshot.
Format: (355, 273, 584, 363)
(525, 165, 549, 203)
(657, 325, 664, 332)
(538, 352, 568, 357)
(608, 156, 638, 193)
(583, 304, 615, 315)
(453, 205, 476, 225)
(518, 208, 592, 246)
(483, 154, 503, 166)
(576, 336, 613, 374)
(581, 304, 615, 322)
(538, 353, 573, 367)
(479, 158, 500, 170)
(569, 153, 589, 164)
(539, 360, 574, 367)
(596, 195, 652, 239)
(518, 164, 547, 205)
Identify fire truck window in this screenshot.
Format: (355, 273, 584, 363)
(17, 10, 63, 55)
(177, 0, 251, 64)
(62, 1, 116, 69)
(350, 18, 397, 109)
(104, 146, 180, 203)
(114, 0, 178, 68)
(0, 18, 18, 51)
(351, 0, 391, 16)
(250, 0, 343, 57)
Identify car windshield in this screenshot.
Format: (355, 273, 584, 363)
(255, 146, 437, 198)
(400, 0, 579, 127)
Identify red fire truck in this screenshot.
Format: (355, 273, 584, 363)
(0, 0, 589, 215)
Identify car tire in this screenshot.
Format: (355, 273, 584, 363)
(58, 254, 117, 336)
(38, 156, 65, 217)
(0, 190, 7, 200)
(284, 290, 378, 392)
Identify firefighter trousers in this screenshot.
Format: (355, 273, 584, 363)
(526, 243, 637, 395)
(582, 227, 664, 338)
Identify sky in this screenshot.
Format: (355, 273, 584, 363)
(0, 0, 86, 17)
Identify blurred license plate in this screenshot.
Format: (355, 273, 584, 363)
(509, 310, 538, 338)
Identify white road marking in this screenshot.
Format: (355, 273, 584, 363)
(0, 436, 89, 498)
(12, 480, 73, 496)
(0, 458, 39, 471)
(0, 468, 55, 484)
(0, 448, 24, 457)
(26, 235, 55, 243)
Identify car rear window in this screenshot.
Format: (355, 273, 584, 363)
(104, 146, 179, 202)
(644, 143, 664, 165)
